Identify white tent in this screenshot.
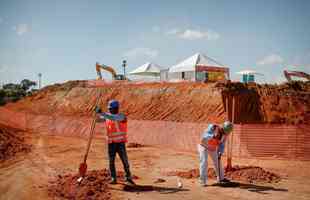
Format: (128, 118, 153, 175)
(129, 62, 162, 76)
(169, 53, 224, 73)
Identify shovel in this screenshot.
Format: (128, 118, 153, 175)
(78, 89, 102, 183)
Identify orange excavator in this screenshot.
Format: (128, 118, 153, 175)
(96, 62, 127, 80)
(284, 70, 310, 82)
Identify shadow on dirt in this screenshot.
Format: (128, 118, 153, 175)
(114, 184, 189, 194)
(211, 181, 288, 194)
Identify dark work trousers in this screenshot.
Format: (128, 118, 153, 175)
(108, 142, 132, 180)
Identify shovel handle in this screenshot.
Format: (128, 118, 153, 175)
(83, 89, 102, 163)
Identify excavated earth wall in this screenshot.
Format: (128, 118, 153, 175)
(1, 80, 309, 160)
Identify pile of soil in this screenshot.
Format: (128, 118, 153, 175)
(226, 165, 281, 183)
(0, 125, 32, 161)
(3, 82, 226, 123)
(4, 80, 309, 125)
(166, 165, 281, 183)
(220, 81, 310, 124)
(48, 169, 138, 200)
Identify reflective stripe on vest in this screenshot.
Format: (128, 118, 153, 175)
(105, 119, 127, 143)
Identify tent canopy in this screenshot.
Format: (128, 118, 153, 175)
(236, 70, 264, 76)
(129, 62, 162, 76)
(169, 53, 225, 73)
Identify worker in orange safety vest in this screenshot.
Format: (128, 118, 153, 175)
(95, 100, 135, 185)
(197, 121, 233, 186)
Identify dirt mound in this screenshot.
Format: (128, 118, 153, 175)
(48, 169, 138, 200)
(3, 80, 309, 125)
(0, 125, 32, 161)
(3, 82, 226, 123)
(166, 165, 281, 183)
(220, 81, 310, 124)
(226, 165, 281, 183)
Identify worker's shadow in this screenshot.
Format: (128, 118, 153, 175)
(211, 181, 288, 194)
(111, 184, 189, 194)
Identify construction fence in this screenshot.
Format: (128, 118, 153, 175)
(1, 107, 309, 161)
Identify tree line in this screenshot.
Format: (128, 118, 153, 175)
(0, 79, 37, 105)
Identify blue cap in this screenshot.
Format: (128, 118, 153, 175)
(108, 100, 119, 109)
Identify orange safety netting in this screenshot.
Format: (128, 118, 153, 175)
(1, 107, 309, 160)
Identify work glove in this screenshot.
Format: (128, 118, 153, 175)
(94, 106, 102, 113)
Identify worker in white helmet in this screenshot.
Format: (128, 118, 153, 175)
(197, 121, 233, 186)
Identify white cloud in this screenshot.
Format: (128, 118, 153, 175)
(180, 29, 219, 40)
(12, 24, 30, 36)
(257, 54, 284, 65)
(165, 28, 180, 35)
(165, 28, 220, 40)
(123, 48, 158, 59)
(152, 26, 160, 33)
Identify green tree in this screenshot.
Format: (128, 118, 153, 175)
(0, 79, 37, 106)
(0, 89, 6, 105)
(3, 83, 22, 90)
(20, 79, 37, 91)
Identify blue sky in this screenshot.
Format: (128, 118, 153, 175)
(0, 0, 309, 86)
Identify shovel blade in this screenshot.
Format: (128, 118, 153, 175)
(79, 162, 87, 177)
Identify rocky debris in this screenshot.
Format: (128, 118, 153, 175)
(48, 169, 138, 200)
(166, 165, 281, 183)
(0, 125, 32, 161)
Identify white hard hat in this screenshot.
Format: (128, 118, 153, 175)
(223, 121, 233, 134)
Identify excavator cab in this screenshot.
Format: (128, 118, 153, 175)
(115, 74, 126, 80)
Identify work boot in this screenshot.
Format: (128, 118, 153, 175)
(220, 178, 230, 183)
(125, 178, 136, 185)
(109, 178, 117, 184)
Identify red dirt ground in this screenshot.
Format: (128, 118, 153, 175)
(0, 124, 32, 161)
(166, 165, 281, 183)
(0, 80, 309, 199)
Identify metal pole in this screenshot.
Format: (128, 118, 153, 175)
(225, 96, 232, 170)
(122, 60, 126, 79)
(38, 73, 42, 89)
(229, 96, 235, 168)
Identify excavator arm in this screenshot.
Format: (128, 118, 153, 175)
(96, 62, 117, 80)
(284, 70, 310, 82)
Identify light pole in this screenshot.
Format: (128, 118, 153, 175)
(38, 73, 42, 89)
(122, 60, 126, 79)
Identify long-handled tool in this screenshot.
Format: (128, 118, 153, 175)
(77, 89, 102, 182)
(218, 153, 222, 183)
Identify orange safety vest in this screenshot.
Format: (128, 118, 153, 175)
(207, 138, 221, 151)
(105, 119, 127, 143)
